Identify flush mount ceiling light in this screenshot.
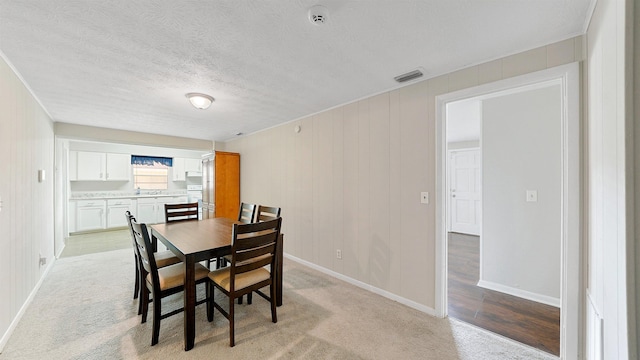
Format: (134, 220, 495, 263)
(186, 93, 214, 109)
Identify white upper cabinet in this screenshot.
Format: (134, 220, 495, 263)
(172, 157, 186, 181)
(105, 153, 131, 181)
(75, 151, 105, 180)
(70, 151, 130, 181)
(184, 158, 202, 172)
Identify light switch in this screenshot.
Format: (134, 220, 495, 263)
(421, 192, 429, 204)
(526, 190, 538, 202)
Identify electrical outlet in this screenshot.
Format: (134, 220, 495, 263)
(336, 249, 342, 259)
(526, 190, 538, 202)
(421, 192, 429, 204)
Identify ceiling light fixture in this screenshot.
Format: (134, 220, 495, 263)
(186, 93, 214, 109)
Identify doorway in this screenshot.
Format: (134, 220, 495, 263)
(435, 63, 581, 359)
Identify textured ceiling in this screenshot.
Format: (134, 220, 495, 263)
(0, 1, 591, 142)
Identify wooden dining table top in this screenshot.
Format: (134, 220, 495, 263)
(151, 217, 238, 258)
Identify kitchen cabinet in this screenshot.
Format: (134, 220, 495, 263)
(69, 151, 130, 181)
(172, 157, 186, 181)
(106, 199, 135, 228)
(75, 199, 106, 232)
(185, 158, 202, 172)
(202, 151, 240, 219)
(137, 196, 188, 224)
(105, 153, 131, 181)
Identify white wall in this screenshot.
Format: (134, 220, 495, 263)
(480, 84, 562, 304)
(585, 0, 635, 358)
(224, 36, 585, 311)
(0, 54, 55, 351)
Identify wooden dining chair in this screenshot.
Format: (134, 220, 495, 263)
(164, 202, 199, 223)
(255, 205, 281, 222)
(130, 218, 211, 346)
(237, 202, 257, 223)
(125, 211, 181, 315)
(207, 217, 282, 347)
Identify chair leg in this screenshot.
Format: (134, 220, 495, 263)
(141, 286, 149, 324)
(247, 292, 252, 305)
(270, 283, 277, 323)
(238, 296, 243, 304)
(229, 296, 235, 347)
(207, 282, 214, 322)
(133, 257, 140, 300)
(151, 289, 161, 346)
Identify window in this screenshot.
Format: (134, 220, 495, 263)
(131, 156, 172, 190)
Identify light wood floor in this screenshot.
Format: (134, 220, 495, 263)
(60, 228, 132, 258)
(447, 232, 560, 356)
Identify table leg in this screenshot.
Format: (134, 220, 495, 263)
(183, 256, 196, 351)
(276, 234, 283, 307)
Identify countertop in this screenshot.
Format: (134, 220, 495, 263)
(70, 191, 189, 200)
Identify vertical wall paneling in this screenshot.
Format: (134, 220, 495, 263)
(369, 93, 391, 290)
(299, 117, 314, 262)
(331, 108, 345, 273)
(0, 55, 55, 350)
(585, 0, 632, 357)
(342, 103, 360, 280)
(357, 99, 371, 283)
(398, 81, 432, 305)
(313, 111, 333, 268)
(388, 90, 402, 294)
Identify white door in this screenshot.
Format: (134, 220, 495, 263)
(449, 148, 481, 235)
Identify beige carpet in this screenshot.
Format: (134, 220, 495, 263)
(0, 249, 557, 360)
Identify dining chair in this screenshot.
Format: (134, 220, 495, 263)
(237, 202, 257, 223)
(255, 205, 281, 222)
(207, 217, 282, 347)
(130, 218, 211, 346)
(164, 202, 199, 223)
(125, 211, 182, 315)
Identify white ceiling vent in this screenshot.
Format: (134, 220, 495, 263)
(394, 69, 424, 83)
(308, 5, 329, 26)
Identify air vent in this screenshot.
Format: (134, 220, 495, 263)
(394, 69, 424, 83)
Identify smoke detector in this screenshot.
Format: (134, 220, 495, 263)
(308, 5, 329, 26)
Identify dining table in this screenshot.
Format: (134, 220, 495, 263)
(150, 217, 284, 351)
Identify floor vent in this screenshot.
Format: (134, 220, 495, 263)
(394, 69, 424, 83)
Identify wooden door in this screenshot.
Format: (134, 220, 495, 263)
(449, 148, 481, 235)
(214, 151, 240, 219)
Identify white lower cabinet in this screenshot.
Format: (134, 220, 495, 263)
(136, 196, 188, 224)
(75, 200, 106, 232)
(69, 195, 189, 233)
(106, 199, 135, 228)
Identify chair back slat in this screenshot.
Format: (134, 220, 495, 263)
(234, 231, 278, 251)
(165, 202, 199, 223)
(256, 205, 281, 222)
(235, 243, 275, 264)
(229, 218, 281, 278)
(235, 255, 272, 274)
(237, 202, 257, 223)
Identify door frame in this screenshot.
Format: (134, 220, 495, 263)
(434, 62, 581, 359)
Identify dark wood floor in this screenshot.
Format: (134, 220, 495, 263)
(447, 232, 560, 356)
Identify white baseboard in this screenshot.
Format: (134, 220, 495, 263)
(0, 258, 56, 353)
(476, 279, 560, 308)
(284, 254, 438, 317)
